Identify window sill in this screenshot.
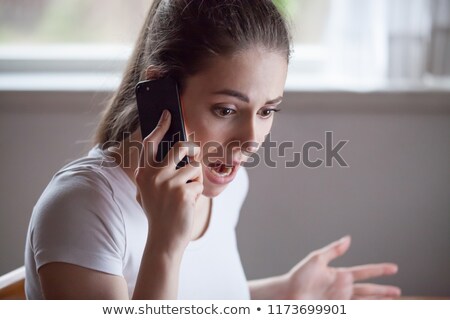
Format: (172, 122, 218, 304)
(1, 44, 449, 94)
(1, 72, 450, 94)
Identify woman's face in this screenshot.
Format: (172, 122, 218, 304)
(181, 47, 288, 197)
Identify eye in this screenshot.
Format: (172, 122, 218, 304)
(259, 108, 281, 119)
(213, 106, 237, 118)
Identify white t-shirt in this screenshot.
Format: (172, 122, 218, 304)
(25, 145, 250, 299)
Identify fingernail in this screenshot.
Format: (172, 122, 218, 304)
(163, 110, 170, 120)
(159, 110, 169, 124)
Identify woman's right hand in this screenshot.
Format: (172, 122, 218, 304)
(134, 109, 203, 255)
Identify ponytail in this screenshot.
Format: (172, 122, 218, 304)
(93, 0, 292, 147)
(94, 0, 163, 145)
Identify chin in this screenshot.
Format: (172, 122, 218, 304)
(202, 182, 227, 198)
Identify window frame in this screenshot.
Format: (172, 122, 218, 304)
(0, 43, 449, 92)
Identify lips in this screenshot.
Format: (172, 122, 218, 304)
(208, 162, 233, 176)
(205, 160, 240, 185)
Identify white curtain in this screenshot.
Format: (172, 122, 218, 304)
(323, 0, 450, 83)
(428, 0, 450, 76)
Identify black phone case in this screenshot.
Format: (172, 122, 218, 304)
(135, 77, 189, 168)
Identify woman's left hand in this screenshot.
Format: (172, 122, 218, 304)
(280, 236, 401, 299)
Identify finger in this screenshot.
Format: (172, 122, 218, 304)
(173, 162, 203, 184)
(184, 180, 204, 194)
(146, 66, 165, 80)
(326, 271, 353, 300)
(163, 141, 201, 171)
(184, 180, 204, 202)
(344, 263, 398, 281)
(317, 235, 351, 263)
(140, 110, 171, 168)
(353, 283, 401, 298)
(192, 145, 204, 163)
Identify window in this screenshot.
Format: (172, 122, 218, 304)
(0, 0, 149, 44)
(1, 0, 449, 91)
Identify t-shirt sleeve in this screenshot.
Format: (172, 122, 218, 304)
(29, 168, 126, 276)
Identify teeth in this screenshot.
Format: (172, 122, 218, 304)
(208, 164, 233, 177)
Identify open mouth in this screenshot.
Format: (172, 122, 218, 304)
(207, 161, 234, 177)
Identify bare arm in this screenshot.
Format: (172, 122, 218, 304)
(39, 263, 129, 299)
(39, 110, 202, 299)
(131, 239, 184, 299)
(248, 275, 288, 300)
(247, 236, 400, 300)
(39, 239, 184, 299)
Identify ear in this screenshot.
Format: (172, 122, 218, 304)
(145, 65, 164, 80)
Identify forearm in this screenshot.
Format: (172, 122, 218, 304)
(248, 274, 289, 300)
(132, 237, 184, 300)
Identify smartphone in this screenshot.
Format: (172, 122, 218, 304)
(135, 76, 189, 169)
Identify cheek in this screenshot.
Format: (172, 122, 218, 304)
(256, 119, 274, 141)
(186, 123, 223, 144)
(185, 114, 227, 144)
(184, 115, 208, 141)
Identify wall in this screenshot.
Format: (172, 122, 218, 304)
(1, 89, 449, 296)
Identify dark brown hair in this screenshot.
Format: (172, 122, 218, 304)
(94, 0, 292, 147)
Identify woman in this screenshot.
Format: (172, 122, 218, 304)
(25, 0, 401, 299)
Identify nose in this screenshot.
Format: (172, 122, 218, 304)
(235, 116, 261, 155)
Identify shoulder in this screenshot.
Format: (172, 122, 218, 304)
(30, 147, 126, 240)
(35, 163, 115, 217)
(36, 145, 126, 214)
(28, 149, 127, 274)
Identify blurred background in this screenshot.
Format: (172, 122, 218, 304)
(0, 0, 449, 296)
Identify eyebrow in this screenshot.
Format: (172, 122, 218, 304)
(213, 89, 283, 105)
